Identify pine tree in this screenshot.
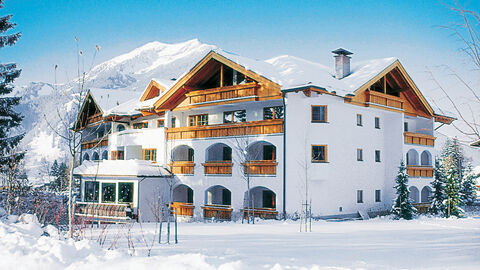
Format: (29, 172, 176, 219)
(460, 163, 478, 206)
(0, 1, 24, 166)
(392, 161, 417, 220)
(443, 155, 464, 217)
(430, 158, 446, 215)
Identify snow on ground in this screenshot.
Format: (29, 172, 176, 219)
(1, 213, 479, 270)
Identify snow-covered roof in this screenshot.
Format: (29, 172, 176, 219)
(74, 160, 172, 177)
(89, 88, 140, 113)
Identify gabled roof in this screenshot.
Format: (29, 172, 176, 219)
(139, 79, 166, 102)
(153, 50, 281, 111)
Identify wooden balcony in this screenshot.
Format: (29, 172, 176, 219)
(366, 90, 404, 110)
(185, 82, 258, 105)
(242, 207, 277, 219)
(171, 202, 194, 217)
(242, 160, 277, 175)
(201, 204, 232, 220)
(86, 113, 103, 125)
(404, 132, 435, 146)
(166, 119, 283, 140)
(407, 165, 434, 177)
(75, 202, 131, 222)
(413, 202, 430, 214)
(81, 137, 108, 149)
(169, 161, 195, 175)
(202, 161, 233, 175)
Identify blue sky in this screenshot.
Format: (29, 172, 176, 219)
(1, 0, 479, 88)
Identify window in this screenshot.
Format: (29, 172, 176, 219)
(311, 105, 327, 123)
(118, 182, 134, 203)
(143, 148, 157, 161)
(189, 114, 208, 126)
(84, 181, 99, 202)
(404, 122, 408, 132)
(263, 145, 276, 160)
(356, 114, 362, 126)
(171, 117, 176, 128)
(312, 145, 327, 162)
(375, 150, 381, 162)
(101, 183, 116, 203)
(357, 190, 363, 203)
(157, 119, 165, 128)
(375, 190, 381, 202)
(374, 117, 380, 129)
(357, 148, 363, 161)
(111, 150, 124, 160)
(222, 147, 232, 161)
(263, 106, 284, 120)
(224, 110, 246, 123)
(116, 124, 126, 132)
(133, 122, 148, 129)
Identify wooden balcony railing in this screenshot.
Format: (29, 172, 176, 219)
(242, 160, 277, 175)
(171, 202, 194, 217)
(201, 204, 232, 220)
(169, 161, 195, 175)
(166, 119, 283, 140)
(75, 202, 131, 221)
(366, 90, 404, 110)
(86, 113, 103, 125)
(185, 82, 258, 105)
(81, 137, 108, 149)
(404, 132, 435, 146)
(202, 161, 233, 175)
(413, 202, 430, 214)
(242, 207, 277, 219)
(407, 165, 434, 177)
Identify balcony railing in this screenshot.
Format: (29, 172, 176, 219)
(185, 82, 258, 105)
(242, 160, 277, 175)
(407, 165, 434, 177)
(166, 119, 283, 140)
(169, 161, 195, 175)
(81, 137, 108, 149)
(86, 113, 103, 125)
(202, 161, 233, 175)
(242, 207, 277, 219)
(404, 132, 435, 147)
(201, 204, 232, 220)
(74, 202, 131, 222)
(171, 202, 194, 217)
(366, 90, 404, 110)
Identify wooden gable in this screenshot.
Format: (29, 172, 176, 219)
(140, 80, 166, 102)
(74, 91, 103, 130)
(153, 51, 281, 112)
(346, 60, 435, 118)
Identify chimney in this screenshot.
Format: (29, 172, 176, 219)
(332, 48, 353, 79)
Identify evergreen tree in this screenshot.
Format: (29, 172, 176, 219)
(443, 155, 464, 217)
(460, 163, 478, 206)
(430, 159, 446, 215)
(392, 161, 417, 220)
(0, 0, 24, 167)
(49, 160, 68, 192)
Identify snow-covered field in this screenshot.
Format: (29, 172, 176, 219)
(1, 214, 479, 270)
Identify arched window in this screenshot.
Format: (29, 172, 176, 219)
(247, 141, 276, 161)
(406, 149, 419, 166)
(172, 145, 194, 162)
(83, 153, 90, 161)
(409, 186, 419, 203)
(173, 184, 194, 204)
(205, 185, 231, 206)
(116, 124, 126, 132)
(102, 150, 108, 160)
(205, 143, 232, 162)
(420, 151, 432, 166)
(92, 152, 99, 161)
(421, 186, 432, 202)
(244, 186, 276, 209)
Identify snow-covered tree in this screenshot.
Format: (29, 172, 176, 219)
(49, 160, 68, 192)
(429, 159, 446, 216)
(442, 155, 464, 217)
(460, 163, 478, 206)
(392, 161, 417, 220)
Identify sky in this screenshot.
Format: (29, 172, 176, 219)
(1, 0, 480, 147)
